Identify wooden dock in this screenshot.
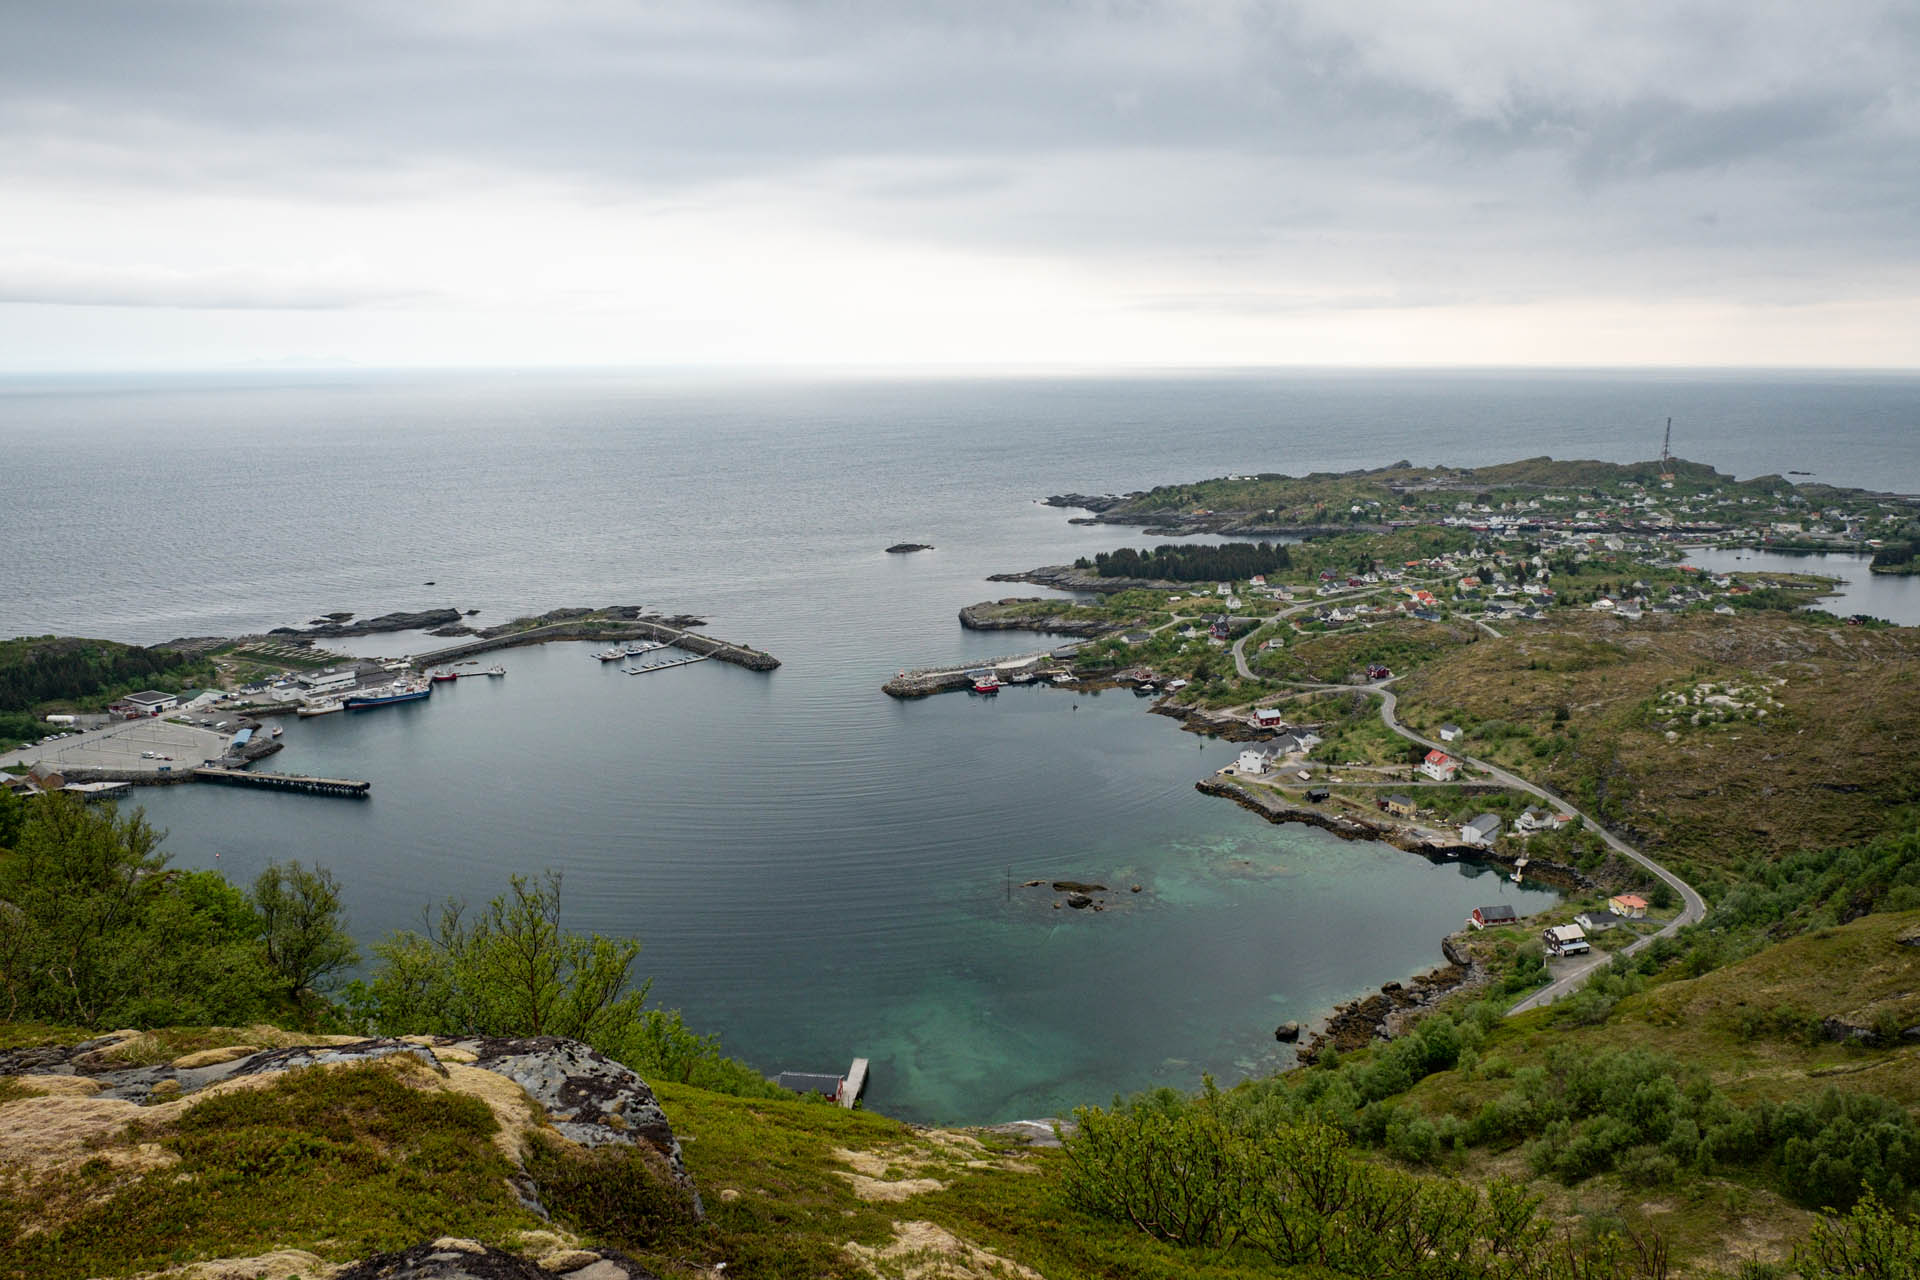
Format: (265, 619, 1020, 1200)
(193, 767, 371, 798)
(840, 1057, 869, 1109)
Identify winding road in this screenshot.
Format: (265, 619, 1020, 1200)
(1370, 684, 1706, 1014)
(1213, 586, 1704, 1013)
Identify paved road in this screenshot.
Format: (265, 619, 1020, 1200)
(1372, 684, 1707, 1015)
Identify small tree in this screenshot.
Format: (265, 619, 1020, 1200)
(251, 860, 358, 1003)
(361, 871, 649, 1053)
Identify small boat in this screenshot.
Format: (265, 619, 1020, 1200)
(1051, 674, 1073, 685)
(969, 669, 1001, 693)
(623, 642, 667, 657)
(1009, 672, 1033, 684)
(430, 670, 460, 683)
(482, 665, 505, 677)
(591, 647, 625, 662)
(268, 725, 284, 737)
(297, 701, 343, 718)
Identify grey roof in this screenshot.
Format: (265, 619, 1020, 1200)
(123, 690, 174, 704)
(1463, 812, 1503, 838)
(1385, 793, 1414, 808)
(1476, 904, 1517, 922)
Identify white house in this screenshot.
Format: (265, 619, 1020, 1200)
(1420, 750, 1459, 782)
(1516, 807, 1572, 834)
(298, 669, 359, 694)
(1235, 746, 1272, 774)
(1438, 724, 1461, 742)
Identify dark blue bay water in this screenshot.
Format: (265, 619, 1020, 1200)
(1, 368, 1915, 1121)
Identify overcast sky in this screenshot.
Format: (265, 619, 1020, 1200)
(2, 1, 1916, 369)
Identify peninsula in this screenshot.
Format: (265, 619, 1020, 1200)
(885, 455, 1920, 1183)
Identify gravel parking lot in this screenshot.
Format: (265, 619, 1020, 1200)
(2, 718, 231, 776)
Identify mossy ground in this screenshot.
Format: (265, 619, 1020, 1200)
(652, 1082, 1301, 1279)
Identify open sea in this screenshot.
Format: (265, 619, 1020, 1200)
(2, 368, 1916, 1122)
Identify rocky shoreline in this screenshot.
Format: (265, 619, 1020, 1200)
(958, 599, 1118, 638)
(1194, 776, 1603, 1057)
(1195, 777, 1595, 893)
(271, 604, 709, 643)
(1295, 938, 1488, 1063)
(986, 564, 1183, 594)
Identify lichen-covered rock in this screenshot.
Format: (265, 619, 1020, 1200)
(2, 1033, 700, 1218)
(442, 1037, 695, 1203)
(331, 1241, 659, 1280)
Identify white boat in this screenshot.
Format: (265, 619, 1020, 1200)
(591, 647, 625, 661)
(482, 665, 505, 677)
(623, 642, 667, 657)
(297, 701, 343, 718)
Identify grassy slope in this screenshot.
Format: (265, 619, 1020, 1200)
(0, 1030, 1298, 1280)
(1373, 912, 1920, 1270)
(1391, 611, 1920, 883)
(654, 1082, 1296, 1280)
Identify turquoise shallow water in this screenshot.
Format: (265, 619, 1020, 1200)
(129, 641, 1555, 1122)
(3, 368, 1914, 1121)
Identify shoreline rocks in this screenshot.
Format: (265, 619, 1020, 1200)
(272, 608, 463, 638)
(959, 599, 1117, 637)
(986, 564, 1183, 595)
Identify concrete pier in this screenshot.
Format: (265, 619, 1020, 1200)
(193, 767, 370, 798)
(882, 648, 1067, 698)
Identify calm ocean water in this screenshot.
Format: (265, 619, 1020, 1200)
(2, 369, 1915, 1121)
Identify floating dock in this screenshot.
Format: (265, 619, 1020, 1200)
(623, 653, 711, 675)
(192, 767, 370, 798)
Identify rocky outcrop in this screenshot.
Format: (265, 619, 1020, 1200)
(0, 1031, 699, 1213)
(959, 600, 1117, 638)
(885, 543, 933, 553)
(334, 1239, 659, 1280)
(1194, 777, 1596, 891)
(271, 609, 464, 638)
(986, 565, 1182, 595)
(1042, 493, 1135, 513)
(1296, 952, 1480, 1062)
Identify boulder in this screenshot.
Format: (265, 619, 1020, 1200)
(1274, 1022, 1301, 1042)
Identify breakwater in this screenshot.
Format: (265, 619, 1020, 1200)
(412, 619, 779, 671)
(882, 648, 1067, 698)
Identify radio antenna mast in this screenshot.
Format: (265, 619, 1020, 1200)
(1660, 417, 1675, 482)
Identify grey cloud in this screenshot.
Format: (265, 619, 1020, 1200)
(0, 1, 1915, 307)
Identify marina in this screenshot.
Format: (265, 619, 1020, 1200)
(623, 653, 711, 675)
